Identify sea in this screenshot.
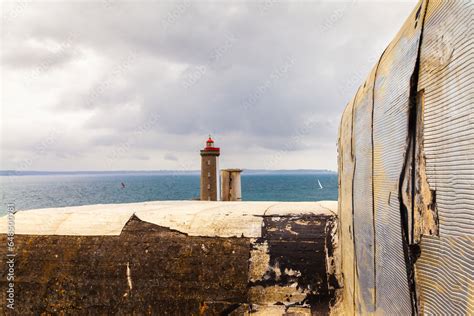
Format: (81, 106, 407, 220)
(0, 172, 338, 215)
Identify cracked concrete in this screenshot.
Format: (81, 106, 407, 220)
(0, 201, 339, 315)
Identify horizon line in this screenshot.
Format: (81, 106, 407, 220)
(0, 168, 337, 174)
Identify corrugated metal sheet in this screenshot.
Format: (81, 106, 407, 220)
(415, 0, 474, 314)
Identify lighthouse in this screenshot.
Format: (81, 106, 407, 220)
(200, 136, 220, 201)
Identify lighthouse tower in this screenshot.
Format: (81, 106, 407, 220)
(200, 136, 221, 201)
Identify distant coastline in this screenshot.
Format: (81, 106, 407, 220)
(0, 169, 336, 176)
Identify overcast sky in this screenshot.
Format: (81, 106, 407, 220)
(1, 0, 417, 172)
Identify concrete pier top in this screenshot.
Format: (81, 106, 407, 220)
(0, 200, 337, 237)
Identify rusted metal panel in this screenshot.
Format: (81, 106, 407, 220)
(337, 97, 356, 315)
(352, 65, 378, 314)
(415, 0, 474, 314)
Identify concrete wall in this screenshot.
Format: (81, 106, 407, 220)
(0, 201, 340, 315)
(338, 0, 473, 314)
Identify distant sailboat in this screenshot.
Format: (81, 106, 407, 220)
(317, 179, 323, 189)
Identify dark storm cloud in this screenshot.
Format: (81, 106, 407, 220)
(1, 0, 417, 170)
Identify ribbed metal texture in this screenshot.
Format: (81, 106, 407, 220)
(416, 0, 474, 314)
(352, 66, 377, 314)
(338, 0, 474, 314)
(372, 1, 426, 314)
(338, 97, 356, 314)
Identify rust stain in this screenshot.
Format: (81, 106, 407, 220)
(413, 89, 438, 243)
(199, 301, 208, 315)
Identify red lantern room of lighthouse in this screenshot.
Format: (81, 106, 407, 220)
(205, 137, 218, 150)
(200, 136, 221, 201)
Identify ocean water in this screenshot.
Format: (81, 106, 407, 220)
(0, 173, 337, 215)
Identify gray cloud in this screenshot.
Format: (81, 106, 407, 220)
(1, 0, 417, 171)
(164, 153, 179, 162)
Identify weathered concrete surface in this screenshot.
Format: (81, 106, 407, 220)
(0, 201, 336, 238)
(338, 0, 474, 314)
(0, 201, 340, 315)
(250, 214, 340, 315)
